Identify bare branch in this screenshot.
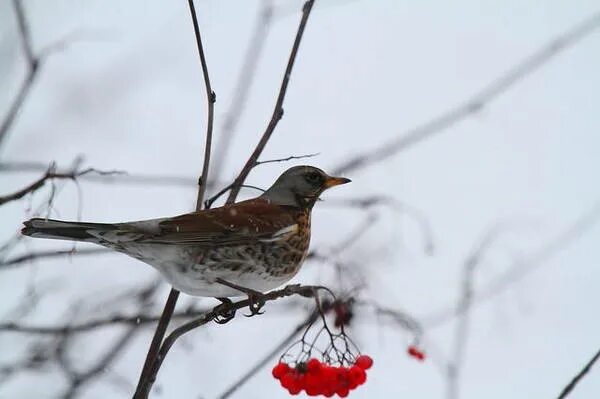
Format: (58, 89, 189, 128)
(225, 0, 317, 204)
(255, 152, 320, 166)
(0, 306, 210, 335)
(0, 164, 125, 206)
(1, 161, 202, 187)
(1, 1, 92, 151)
(424, 201, 600, 328)
(323, 195, 435, 255)
(332, 11, 600, 175)
(134, 0, 216, 396)
(189, 0, 216, 211)
(0, 0, 40, 150)
(210, 0, 274, 184)
(446, 227, 507, 399)
(217, 311, 318, 399)
(557, 347, 600, 399)
(0, 248, 108, 270)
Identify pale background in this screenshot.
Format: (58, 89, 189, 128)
(1, 0, 599, 398)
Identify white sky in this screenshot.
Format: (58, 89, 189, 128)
(1, 1, 600, 398)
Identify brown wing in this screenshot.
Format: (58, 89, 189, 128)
(139, 198, 299, 246)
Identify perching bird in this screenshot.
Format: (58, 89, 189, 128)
(22, 166, 350, 299)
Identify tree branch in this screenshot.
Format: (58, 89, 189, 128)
(557, 347, 600, 399)
(0, 248, 108, 270)
(332, 11, 600, 175)
(133, 0, 215, 397)
(0, 164, 125, 206)
(225, 0, 317, 204)
(210, 0, 274, 185)
(217, 311, 318, 399)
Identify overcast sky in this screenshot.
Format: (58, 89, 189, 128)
(1, 1, 600, 398)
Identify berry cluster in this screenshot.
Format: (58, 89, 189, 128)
(272, 355, 373, 397)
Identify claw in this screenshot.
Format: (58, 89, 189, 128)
(213, 297, 237, 324)
(244, 293, 266, 317)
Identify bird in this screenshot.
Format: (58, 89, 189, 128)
(21, 165, 350, 303)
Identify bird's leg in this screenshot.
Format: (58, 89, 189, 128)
(215, 278, 266, 317)
(213, 297, 236, 324)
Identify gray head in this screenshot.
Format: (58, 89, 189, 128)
(261, 165, 351, 208)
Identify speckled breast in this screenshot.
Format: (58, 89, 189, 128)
(264, 209, 311, 277)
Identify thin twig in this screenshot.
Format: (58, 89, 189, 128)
(0, 307, 211, 335)
(446, 227, 506, 399)
(0, 165, 125, 206)
(133, 1, 215, 397)
(217, 311, 318, 399)
(332, 11, 600, 175)
(323, 195, 435, 255)
(255, 152, 319, 166)
(557, 347, 600, 399)
(0, 0, 38, 150)
(1, 1, 90, 152)
(225, 0, 317, 204)
(0, 161, 205, 187)
(0, 248, 108, 269)
(424, 201, 600, 328)
(210, 0, 274, 185)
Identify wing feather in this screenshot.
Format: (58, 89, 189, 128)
(137, 199, 299, 246)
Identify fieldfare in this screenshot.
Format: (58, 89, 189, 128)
(22, 166, 350, 299)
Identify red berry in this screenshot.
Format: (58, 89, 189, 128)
(272, 362, 289, 379)
(304, 372, 320, 393)
(288, 385, 302, 395)
(348, 365, 366, 388)
(354, 355, 373, 370)
(281, 372, 294, 389)
(407, 346, 426, 361)
(320, 365, 336, 390)
(336, 367, 351, 390)
(337, 387, 350, 398)
(306, 358, 322, 373)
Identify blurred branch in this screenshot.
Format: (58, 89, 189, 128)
(60, 326, 140, 399)
(134, 0, 215, 397)
(332, 11, 600, 175)
(0, 157, 84, 256)
(557, 347, 600, 399)
(324, 195, 435, 255)
(210, 0, 274, 184)
(424, 201, 600, 328)
(0, 163, 125, 206)
(446, 226, 507, 399)
(225, 0, 317, 204)
(357, 300, 423, 337)
(0, 306, 209, 335)
(0, 161, 202, 187)
(0, 248, 108, 270)
(217, 310, 318, 399)
(0, 0, 38, 151)
(0, 0, 89, 152)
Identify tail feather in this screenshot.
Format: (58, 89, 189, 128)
(21, 218, 116, 242)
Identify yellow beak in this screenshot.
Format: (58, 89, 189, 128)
(323, 176, 352, 189)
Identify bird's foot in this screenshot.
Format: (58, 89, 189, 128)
(244, 291, 266, 317)
(214, 278, 266, 317)
(213, 297, 236, 324)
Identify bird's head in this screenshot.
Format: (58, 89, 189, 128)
(261, 165, 351, 209)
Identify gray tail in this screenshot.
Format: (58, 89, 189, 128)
(21, 218, 116, 242)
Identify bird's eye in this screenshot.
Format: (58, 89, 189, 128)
(304, 172, 322, 185)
